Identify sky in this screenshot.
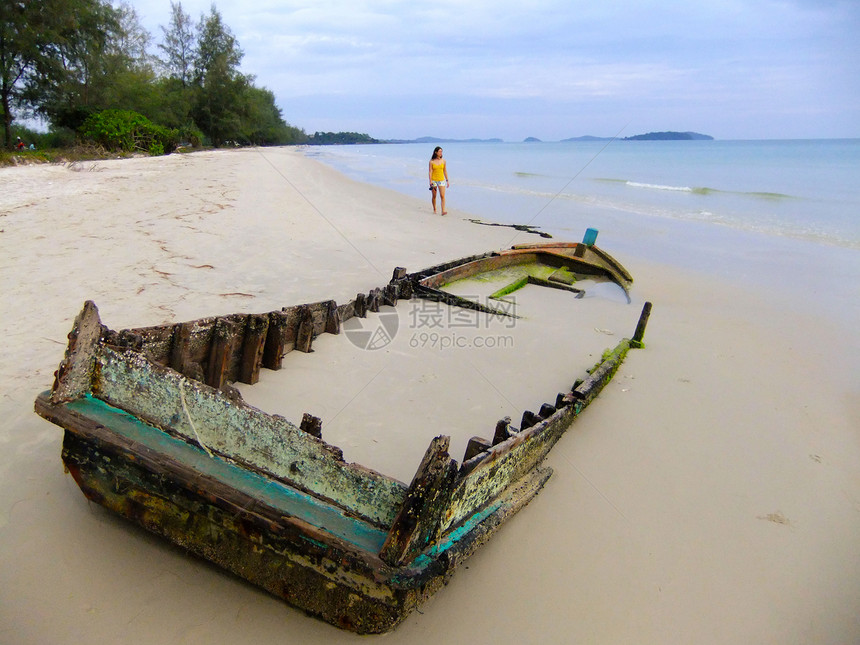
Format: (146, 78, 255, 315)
(130, 0, 860, 141)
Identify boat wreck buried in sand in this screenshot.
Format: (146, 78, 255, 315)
(34, 238, 651, 634)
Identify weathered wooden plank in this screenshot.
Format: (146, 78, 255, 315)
(262, 310, 288, 370)
(239, 314, 269, 384)
(354, 293, 367, 318)
(118, 323, 174, 364)
(632, 301, 652, 348)
(379, 436, 457, 566)
(527, 275, 584, 296)
(396, 279, 413, 300)
(325, 300, 341, 335)
(539, 403, 556, 418)
(520, 410, 540, 430)
(419, 253, 536, 289)
(463, 436, 492, 461)
(51, 300, 103, 403)
(170, 318, 216, 382)
(367, 288, 381, 313)
(492, 416, 513, 445)
(207, 316, 246, 389)
(441, 337, 634, 533)
(91, 346, 408, 527)
(337, 301, 356, 325)
(296, 305, 314, 353)
(573, 339, 631, 406)
(300, 413, 323, 439)
(382, 284, 398, 307)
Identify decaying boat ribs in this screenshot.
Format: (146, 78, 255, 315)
(34, 241, 650, 634)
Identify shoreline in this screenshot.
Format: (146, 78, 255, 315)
(1, 147, 858, 643)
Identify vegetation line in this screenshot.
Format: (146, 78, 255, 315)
(1, 0, 340, 159)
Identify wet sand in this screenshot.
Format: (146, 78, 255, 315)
(1, 147, 858, 644)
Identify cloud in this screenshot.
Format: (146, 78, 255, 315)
(130, 0, 860, 139)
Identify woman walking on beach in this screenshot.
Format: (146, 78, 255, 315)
(429, 147, 449, 215)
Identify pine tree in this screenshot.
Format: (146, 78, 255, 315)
(158, 1, 195, 87)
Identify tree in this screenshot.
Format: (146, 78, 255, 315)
(191, 5, 247, 146)
(99, 2, 161, 119)
(0, 0, 84, 146)
(240, 86, 306, 145)
(27, 0, 120, 131)
(158, 1, 195, 87)
(1, 0, 29, 146)
(2, 0, 308, 149)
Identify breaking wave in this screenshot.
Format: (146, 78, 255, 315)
(597, 178, 794, 200)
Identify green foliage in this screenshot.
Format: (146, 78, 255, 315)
(239, 87, 307, 145)
(2, 0, 312, 152)
(9, 125, 74, 150)
(79, 109, 177, 155)
(159, 1, 196, 88)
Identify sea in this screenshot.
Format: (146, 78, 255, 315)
(303, 139, 859, 318)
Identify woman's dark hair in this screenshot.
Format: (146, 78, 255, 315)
(431, 146, 442, 160)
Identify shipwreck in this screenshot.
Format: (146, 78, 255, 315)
(34, 236, 651, 633)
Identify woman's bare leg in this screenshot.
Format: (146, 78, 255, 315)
(439, 185, 447, 214)
(431, 186, 437, 213)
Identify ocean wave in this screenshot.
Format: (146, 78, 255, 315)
(593, 177, 794, 200)
(626, 181, 694, 193)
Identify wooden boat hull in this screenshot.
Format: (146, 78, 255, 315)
(33, 241, 648, 633)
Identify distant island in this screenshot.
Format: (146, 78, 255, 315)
(562, 132, 713, 142)
(560, 135, 613, 142)
(306, 131, 714, 145)
(623, 131, 713, 141)
(394, 136, 505, 144)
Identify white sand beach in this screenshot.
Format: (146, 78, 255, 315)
(1, 147, 858, 644)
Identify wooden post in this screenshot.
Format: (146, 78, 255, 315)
(520, 410, 540, 430)
(463, 436, 492, 461)
(296, 306, 314, 353)
(170, 321, 205, 382)
(391, 267, 407, 281)
(383, 284, 398, 307)
(539, 403, 556, 419)
(631, 301, 652, 348)
(398, 279, 414, 300)
(325, 300, 341, 335)
(354, 292, 367, 318)
(492, 416, 513, 445)
(367, 288, 381, 313)
(239, 314, 269, 384)
(170, 321, 193, 374)
(299, 413, 322, 439)
(262, 311, 288, 370)
(379, 436, 457, 566)
(207, 317, 241, 389)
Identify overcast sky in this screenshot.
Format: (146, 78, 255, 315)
(130, 0, 859, 141)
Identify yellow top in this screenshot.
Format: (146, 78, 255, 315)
(430, 160, 446, 182)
